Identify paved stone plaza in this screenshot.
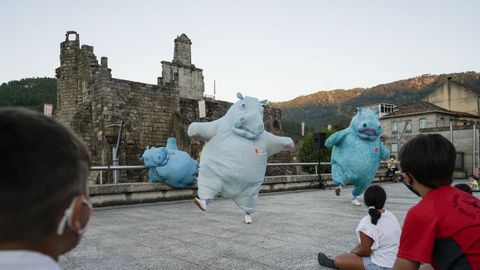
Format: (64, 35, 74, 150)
(60, 181, 473, 270)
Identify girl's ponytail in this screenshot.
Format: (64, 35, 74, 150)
(364, 185, 387, 225)
(368, 206, 381, 225)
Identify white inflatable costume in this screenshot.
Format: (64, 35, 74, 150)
(188, 93, 294, 223)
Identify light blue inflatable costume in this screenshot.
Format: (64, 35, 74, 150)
(188, 93, 294, 223)
(325, 108, 389, 205)
(141, 137, 198, 188)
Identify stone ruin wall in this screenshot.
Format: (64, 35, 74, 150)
(160, 62, 204, 100)
(56, 31, 294, 183)
(97, 79, 179, 164)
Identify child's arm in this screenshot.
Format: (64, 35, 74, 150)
(351, 232, 373, 256)
(393, 258, 420, 270)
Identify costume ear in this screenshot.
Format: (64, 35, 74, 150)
(166, 137, 178, 151)
(237, 92, 244, 100)
(260, 99, 269, 106)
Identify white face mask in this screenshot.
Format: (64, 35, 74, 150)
(56, 196, 92, 236)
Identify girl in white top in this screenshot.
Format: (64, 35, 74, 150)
(318, 185, 402, 270)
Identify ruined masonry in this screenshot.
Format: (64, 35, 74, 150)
(55, 31, 291, 183)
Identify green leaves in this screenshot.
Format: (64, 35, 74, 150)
(0, 77, 56, 112)
(298, 129, 337, 173)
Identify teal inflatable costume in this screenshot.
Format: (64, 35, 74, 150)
(325, 108, 389, 203)
(188, 93, 294, 222)
(141, 137, 198, 188)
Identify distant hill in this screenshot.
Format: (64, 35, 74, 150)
(3, 73, 480, 139)
(0, 77, 56, 112)
(273, 72, 480, 138)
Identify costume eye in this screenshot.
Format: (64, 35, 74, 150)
(241, 103, 246, 108)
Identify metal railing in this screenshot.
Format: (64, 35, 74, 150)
(91, 165, 148, 171)
(90, 162, 333, 185)
(265, 162, 332, 175)
(91, 161, 389, 185)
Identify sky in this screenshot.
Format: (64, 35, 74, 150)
(1, 0, 479, 102)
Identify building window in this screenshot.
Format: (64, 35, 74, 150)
(419, 118, 427, 129)
(391, 121, 398, 134)
(391, 143, 398, 152)
(381, 104, 394, 114)
(405, 121, 412, 133)
(436, 117, 445, 128)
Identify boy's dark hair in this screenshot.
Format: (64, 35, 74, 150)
(389, 155, 396, 159)
(364, 185, 386, 225)
(0, 108, 90, 243)
(454, 183, 473, 195)
(399, 134, 455, 188)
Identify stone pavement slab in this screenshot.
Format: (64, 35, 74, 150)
(60, 181, 474, 270)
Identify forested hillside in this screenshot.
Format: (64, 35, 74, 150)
(2, 72, 480, 139)
(0, 77, 56, 112)
(274, 72, 480, 138)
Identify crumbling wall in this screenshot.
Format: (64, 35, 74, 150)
(56, 31, 294, 183)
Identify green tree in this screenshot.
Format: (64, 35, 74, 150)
(0, 77, 57, 112)
(299, 128, 337, 173)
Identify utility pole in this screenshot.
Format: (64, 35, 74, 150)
(106, 121, 124, 184)
(396, 120, 411, 153)
(450, 119, 454, 143)
(473, 123, 476, 174)
(301, 110, 307, 137)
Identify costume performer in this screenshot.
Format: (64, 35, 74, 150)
(141, 137, 198, 188)
(325, 108, 389, 206)
(188, 93, 294, 223)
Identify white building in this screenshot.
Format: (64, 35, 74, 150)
(380, 101, 480, 176)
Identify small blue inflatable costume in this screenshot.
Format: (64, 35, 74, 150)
(325, 108, 389, 205)
(141, 137, 198, 188)
(188, 93, 294, 223)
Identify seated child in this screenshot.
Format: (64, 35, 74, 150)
(469, 174, 480, 192)
(318, 184, 402, 269)
(393, 134, 480, 269)
(0, 108, 92, 269)
(386, 155, 398, 177)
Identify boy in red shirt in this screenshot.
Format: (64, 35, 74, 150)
(393, 134, 480, 270)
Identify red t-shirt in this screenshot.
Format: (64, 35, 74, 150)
(397, 185, 480, 269)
